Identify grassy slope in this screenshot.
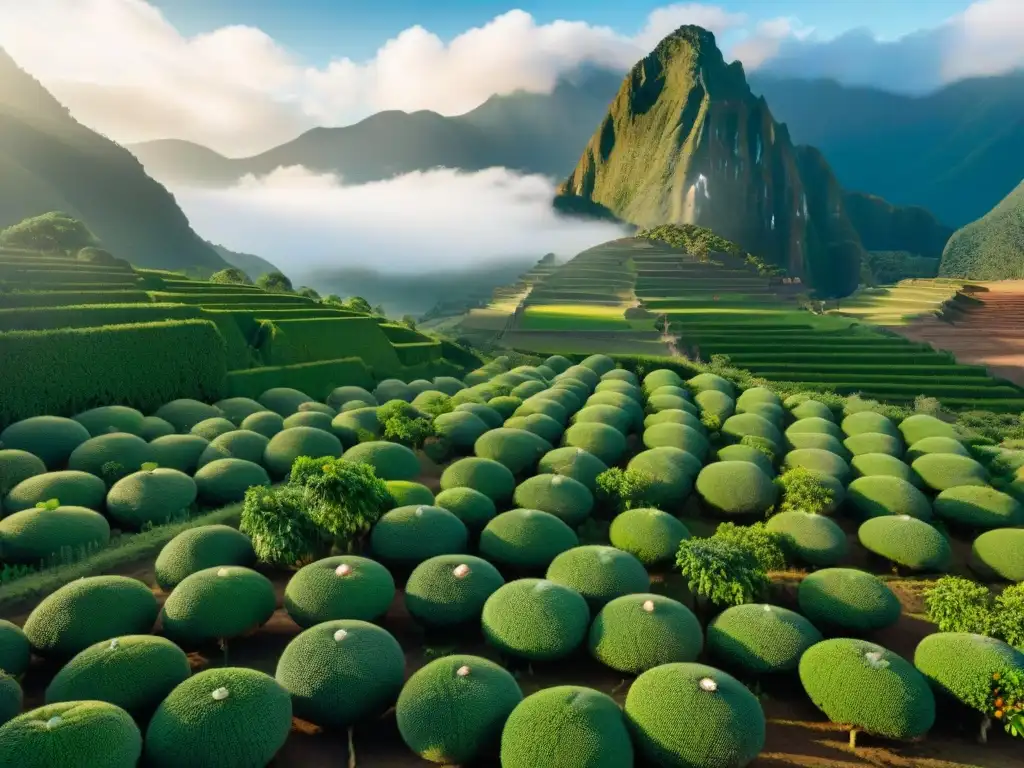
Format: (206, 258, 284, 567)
(940, 179, 1024, 280)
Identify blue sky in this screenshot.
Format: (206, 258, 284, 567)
(154, 0, 973, 64)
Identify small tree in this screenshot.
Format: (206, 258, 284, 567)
(324, 294, 344, 305)
(596, 468, 656, 514)
(210, 267, 252, 285)
(676, 537, 769, 617)
(995, 584, 1024, 648)
(77, 246, 119, 266)
(382, 414, 435, 449)
(0, 211, 98, 253)
(344, 296, 372, 314)
(775, 466, 835, 515)
(712, 522, 787, 571)
(925, 576, 994, 634)
(297, 286, 321, 301)
(740, 435, 776, 464)
(239, 485, 321, 567)
(256, 271, 294, 293)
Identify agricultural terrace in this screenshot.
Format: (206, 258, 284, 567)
(2, 352, 1024, 767)
(0, 248, 481, 426)
(501, 237, 1024, 413)
(828, 279, 969, 326)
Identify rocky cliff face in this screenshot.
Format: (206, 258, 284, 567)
(557, 26, 863, 296)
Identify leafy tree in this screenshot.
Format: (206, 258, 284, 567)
(0, 211, 98, 253)
(210, 267, 252, 285)
(596, 468, 657, 515)
(995, 584, 1024, 648)
(239, 485, 321, 567)
(324, 294, 344, 305)
(925, 576, 994, 634)
(675, 537, 769, 614)
(256, 271, 294, 293)
(372, 304, 387, 316)
(740, 435, 777, 464)
(712, 522, 787, 571)
(400, 314, 418, 330)
(77, 246, 119, 266)
(344, 296, 372, 314)
(382, 414, 435, 449)
(101, 461, 129, 488)
(297, 286, 321, 301)
(775, 467, 835, 515)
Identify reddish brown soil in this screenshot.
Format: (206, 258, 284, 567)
(899, 282, 1024, 386)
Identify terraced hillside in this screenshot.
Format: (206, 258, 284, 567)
(828, 279, 968, 326)
(0, 249, 479, 425)
(490, 239, 1024, 412)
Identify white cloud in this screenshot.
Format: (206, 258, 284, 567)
(0, 0, 1021, 155)
(171, 165, 628, 277)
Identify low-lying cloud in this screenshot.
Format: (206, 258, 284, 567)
(172, 165, 627, 281)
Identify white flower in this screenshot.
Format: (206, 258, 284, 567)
(335, 564, 353, 577)
(334, 629, 349, 642)
(45, 716, 62, 730)
(453, 564, 471, 579)
(642, 600, 655, 613)
(456, 665, 471, 677)
(217, 568, 230, 577)
(899, 515, 912, 521)
(415, 506, 424, 517)
(699, 678, 718, 692)
(763, 605, 772, 612)
(109, 638, 120, 650)
(212, 687, 230, 701)
(551, 475, 564, 486)
(864, 651, 890, 670)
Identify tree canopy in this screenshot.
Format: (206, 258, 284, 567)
(0, 211, 99, 253)
(210, 267, 253, 285)
(256, 271, 294, 293)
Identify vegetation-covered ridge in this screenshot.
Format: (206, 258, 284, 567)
(940, 179, 1024, 280)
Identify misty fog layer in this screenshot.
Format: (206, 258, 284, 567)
(171, 165, 627, 282)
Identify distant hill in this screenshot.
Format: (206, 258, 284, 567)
(130, 68, 623, 186)
(0, 48, 228, 272)
(749, 73, 1024, 228)
(208, 243, 282, 282)
(940, 179, 1024, 280)
(842, 192, 952, 259)
(557, 26, 864, 296)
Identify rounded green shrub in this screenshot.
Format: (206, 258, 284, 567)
(239, 410, 285, 438)
(432, 376, 467, 396)
(342, 441, 420, 482)
(264, 426, 343, 478)
(385, 480, 434, 508)
(282, 411, 334, 433)
(650, 385, 692, 401)
(912, 453, 988, 492)
(845, 476, 933, 521)
(642, 423, 710, 461)
(284, 555, 395, 627)
(722, 414, 782, 450)
(850, 452, 923, 486)
(579, 354, 615, 376)
(301, 401, 339, 416)
(370, 505, 468, 566)
(766, 511, 847, 567)
(970, 528, 1024, 582)
(327, 385, 377, 411)
(694, 389, 735, 422)
(737, 386, 781, 408)
(258, 387, 313, 416)
(787, 417, 843, 442)
(601, 367, 637, 384)
(934, 485, 1024, 529)
(190, 417, 237, 441)
(455, 402, 504, 429)
(647, 394, 699, 416)
(412, 390, 452, 414)
(193, 458, 270, 505)
(196, 429, 269, 469)
(736, 401, 784, 428)
(433, 487, 496, 532)
(562, 422, 627, 467)
(500, 685, 632, 768)
(213, 397, 266, 426)
(330, 407, 379, 446)
(143, 667, 292, 768)
(405, 554, 505, 627)
(842, 411, 900, 439)
(0, 416, 90, 470)
(513, 397, 568, 425)
(487, 396, 523, 420)
(844, 432, 904, 458)
(800, 638, 935, 739)
(0, 673, 19, 727)
(0, 620, 30, 677)
(67, 433, 151, 478)
(44, 635, 190, 717)
(558, 365, 600, 390)
(914, 632, 1024, 710)
(440, 457, 515, 502)
(275, 619, 404, 727)
(587, 392, 645, 426)
(783, 448, 851, 483)
(0, 450, 47, 499)
(533, 387, 581, 416)
(688, 372, 734, 396)
(3, 470, 106, 514)
(546, 545, 649, 608)
(859, 516, 951, 571)
(905, 436, 970, 464)
(537, 447, 607, 493)
(397, 654, 522, 765)
(797, 568, 901, 632)
(785, 432, 850, 461)
(475, 428, 552, 475)
(572, 405, 633, 436)
(137, 416, 176, 441)
(595, 379, 641, 402)
(644, 408, 704, 433)
(899, 413, 958, 445)
(544, 355, 573, 374)
(512, 474, 593, 527)
(154, 399, 223, 433)
(148, 434, 209, 474)
(0, 701, 142, 768)
(434, 411, 490, 450)
(512, 380, 547, 399)
(624, 662, 765, 768)
(626, 447, 700, 510)
(643, 368, 683, 392)
(609, 508, 690, 566)
(482, 579, 590, 660)
(716, 444, 774, 476)
(73, 406, 144, 438)
(0, 506, 110, 564)
(790, 399, 834, 422)
(155, 525, 256, 592)
(479, 509, 578, 570)
(708, 604, 822, 675)
(160, 566, 276, 646)
(503, 413, 563, 445)
(105, 468, 197, 529)
(24, 575, 158, 658)
(696, 461, 777, 517)
(588, 594, 702, 673)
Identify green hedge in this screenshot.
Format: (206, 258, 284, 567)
(0, 321, 227, 425)
(148, 291, 312, 306)
(255, 317, 403, 374)
(379, 323, 430, 344)
(393, 341, 443, 366)
(225, 358, 374, 401)
(0, 303, 202, 332)
(204, 308, 362, 340)
(0, 291, 152, 309)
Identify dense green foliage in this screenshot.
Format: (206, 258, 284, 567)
(154, 525, 256, 592)
(845, 475, 933, 520)
(695, 461, 777, 517)
(0, 701, 143, 768)
(924, 576, 995, 635)
(971, 528, 1024, 582)
(858, 516, 951, 571)
(545, 545, 649, 608)
(160, 566, 276, 646)
(775, 466, 839, 515)
(0, 505, 111, 564)
(914, 633, 1024, 714)
(608, 508, 689, 566)
(940, 179, 1024, 279)
(675, 537, 769, 609)
(766, 511, 847, 567)
(708, 604, 822, 675)
(405, 554, 504, 627)
(0, 620, 30, 677)
(797, 568, 901, 632)
(440, 457, 516, 502)
(479, 509, 578, 570)
(284, 555, 395, 627)
(370, 505, 469, 566)
(588, 593, 703, 673)
(481, 579, 591, 661)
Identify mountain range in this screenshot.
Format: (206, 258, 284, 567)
(0, 49, 228, 272)
(940, 179, 1024, 280)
